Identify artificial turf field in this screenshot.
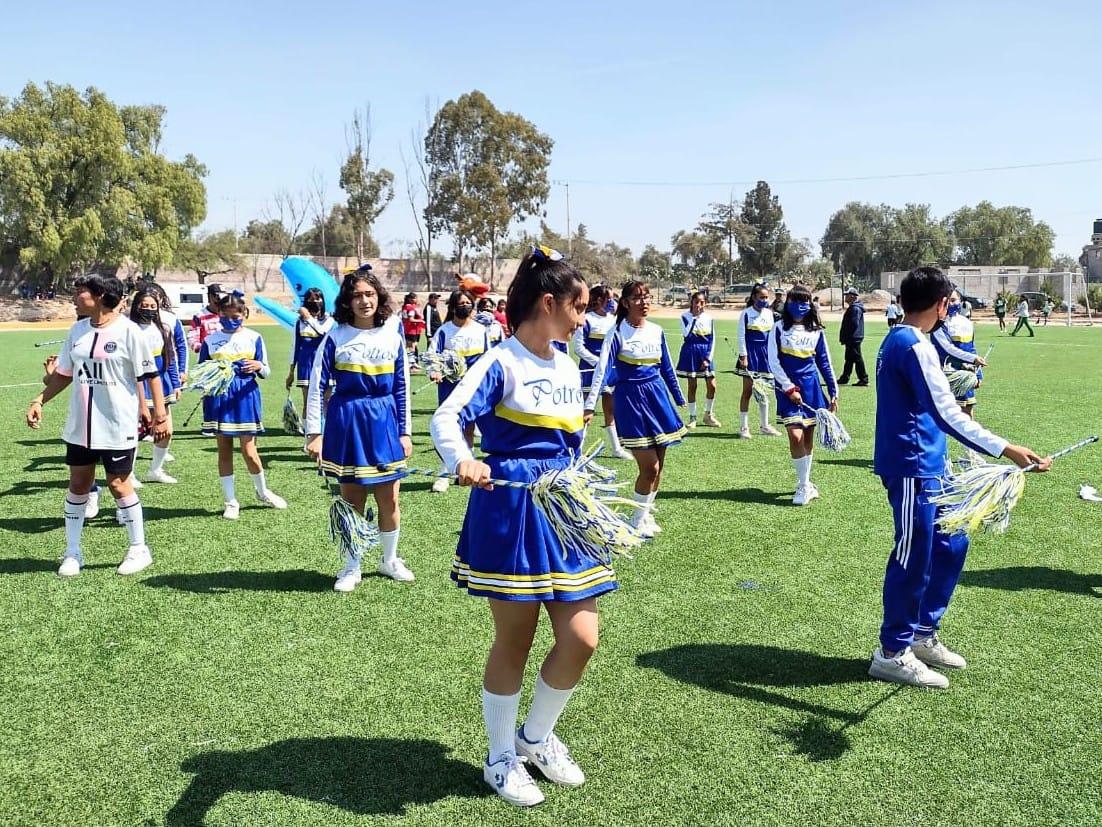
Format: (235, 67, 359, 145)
(1, 319, 1100, 827)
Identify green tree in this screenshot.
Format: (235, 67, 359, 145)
(0, 82, 207, 279)
(299, 205, 375, 258)
(174, 230, 240, 284)
(947, 201, 1054, 267)
(339, 107, 394, 263)
(880, 204, 953, 273)
(238, 219, 291, 254)
(737, 181, 791, 280)
(820, 202, 891, 283)
(697, 197, 749, 285)
(1051, 253, 1080, 273)
(424, 91, 552, 284)
(637, 244, 669, 281)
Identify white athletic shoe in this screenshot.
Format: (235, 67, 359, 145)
(222, 500, 240, 520)
(516, 730, 585, 787)
(642, 513, 662, 534)
(807, 483, 821, 502)
(911, 633, 967, 670)
(701, 412, 722, 427)
(84, 489, 100, 519)
(431, 477, 450, 494)
(334, 559, 362, 592)
(760, 424, 782, 436)
(483, 753, 544, 807)
(686, 417, 698, 429)
(58, 550, 83, 577)
(738, 426, 752, 439)
(610, 444, 633, 460)
(164, 452, 175, 463)
(129, 475, 143, 490)
(378, 557, 415, 582)
(116, 545, 153, 576)
(258, 489, 287, 509)
(143, 468, 178, 485)
(792, 485, 812, 506)
(868, 647, 949, 689)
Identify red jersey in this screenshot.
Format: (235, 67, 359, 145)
(401, 303, 426, 337)
(189, 310, 222, 352)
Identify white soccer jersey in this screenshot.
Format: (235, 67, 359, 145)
(55, 316, 157, 450)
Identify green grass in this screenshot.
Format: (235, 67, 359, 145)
(1, 320, 1100, 826)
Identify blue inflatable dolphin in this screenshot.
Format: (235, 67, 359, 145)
(253, 257, 339, 332)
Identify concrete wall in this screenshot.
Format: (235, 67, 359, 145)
(880, 267, 1085, 302)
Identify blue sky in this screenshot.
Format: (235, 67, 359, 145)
(4, 0, 1099, 258)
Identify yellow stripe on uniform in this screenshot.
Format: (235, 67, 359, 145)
(452, 559, 611, 582)
(454, 346, 486, 358)
(617, 354, 659, 366)
(493, 404, 585, 433)
(780, 346, 814, 358)
(211, 352, 254, 362)
(202, 420, 264, 432)
(320, 459, 406, 478)
(334, 361, 395, 376)
(619, 426, 687, 449)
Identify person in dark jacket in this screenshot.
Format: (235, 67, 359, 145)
(838, 287, 868, 386)
(423, 292, 443, 346)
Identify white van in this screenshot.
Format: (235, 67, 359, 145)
(160, 283, 207, 321)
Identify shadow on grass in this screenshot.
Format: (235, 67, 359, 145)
(0, 557, 115, 574)
(0, 478, 69, 497)
(23, 456, 65, 473)
(166, 736, 486, 825)
(660, 487, 792, 506)
(144, 568, 333, 594)
(637, 643, 898, 762)
(960, 566, 1101, 597)
(818, 457, 874, 469)
(0, 507, 212, 534)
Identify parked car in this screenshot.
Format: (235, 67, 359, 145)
(662, 285, 692, 305)
(961, 293, 988, 310)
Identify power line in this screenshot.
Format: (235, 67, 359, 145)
(560, 157, 1102, 188)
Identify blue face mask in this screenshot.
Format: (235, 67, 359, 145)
(221, 317, 243, 332)
(787, 301, 811, 319)
(754, 299, 770, 310)
(605, 300, 616, 314)
(947, 303, 961, 316)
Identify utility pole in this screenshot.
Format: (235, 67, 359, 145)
(552, 180, 572, 256)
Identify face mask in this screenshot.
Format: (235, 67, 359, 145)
(605, 300, 616, 314)
(221, 317, 243, 332)
(138, 309, 158, 323)
(947, 303, 961, 316)
(787, 301, 811, 318)
(454, 305, 472, 320)
(305, 300, 323, 314)
(754, 299, 770, 310)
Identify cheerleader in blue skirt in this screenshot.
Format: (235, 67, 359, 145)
(571, 284, 630, 459)
(305, 270, 413, 590)
(586, 280, 686, 538)
(285, 287, 334, 416)
(766, 284, 839, 506)
(427, 288, 490, 493)
(130, 288, 181, 484)
(199, 292, 287, 519)
(676, 290, 719, 428)
(931, 287, 987, 420)
(736, 283, 782, 438)
(431, 246, 611, 808)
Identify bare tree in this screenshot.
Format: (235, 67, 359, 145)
(340, 105, 394, 263)
(308, 170, 329, 258)
(266, 188, 311, 258)
(401, 99, 443, 291)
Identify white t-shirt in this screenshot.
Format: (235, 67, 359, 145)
(55, 316, 157, 450)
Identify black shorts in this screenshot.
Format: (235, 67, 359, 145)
(64, 442, 136, 476)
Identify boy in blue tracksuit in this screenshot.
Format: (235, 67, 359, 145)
(870, 267, 1050, 689)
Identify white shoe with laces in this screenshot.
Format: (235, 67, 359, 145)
(642, 513, 662, 534)
(334, 559, 362, 592)
(378, 557, 415, 582)
(912, 633, 967, 669)
(129, 475, 143, 490)
(686, 417, 698, 429)
(58, 550, 83, 577)
(431, 477, 450, 494)
(701, 412, 721, 427)
(84, 489, 100, 519)
(738, 426, 752, 439)
(222, 500, 240, 520)
(483, 752, 545, 807)
(792, 485, 811, 506)
(258, 489, 287, 509)
(164, 452, 175, 463)
(515, 730, 585, 787)
(116, 545, 153, 576)
(868, 647, 949, 689)
(143, 468, 178, 484)
(610, 445, 633, 460)
(807, 483, 820, 501)
(760, 424, 782, 436)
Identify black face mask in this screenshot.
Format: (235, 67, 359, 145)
(454, 305, 472, 320)
(305, 300, 324, 314)
(137, 309, 158, 323)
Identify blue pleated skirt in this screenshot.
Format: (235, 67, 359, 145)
(613, 377, 686, 449)
(452, 454, 619, 602)
(676, 341, 714, 378)
(318, 395, 405, 485)
(775, 374, 828, 427)
(202, 375, 264, 436)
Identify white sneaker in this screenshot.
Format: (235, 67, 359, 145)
(686, 418, 698, 429)
(431, 477, 450, 494)
(116, 545, 153, 576)
(483, 753, 544, 807)
(912, 633, 967, 669)
(58, 550, 83, 577)
(760, 424, 782, 436)
(868, 647, 949, 689)
(334, 559, 362, 592)
(515, 730, 585, 787)
(143, 468, 178, 484)
(642, 513, 662, 534)
(222, 500, 240, 520)
(164, 452, 175, 463)
(633, 519, 656, 541)
(807, 483, 821, 501)
(258, 489, 287, 509)
(610, 445, 633, 460)
(792, 485, 811, 506)
(129, 475, 143, 490)
(738, 426, 752, 439)
(378, 557, 415, 582)
(84, 489, 100, 519)
(701, 412, 721, 427)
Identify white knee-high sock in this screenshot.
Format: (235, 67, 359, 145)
(704, 397, 715, 413)
(150, 445, 168, 473)
(605, 425, 625, 453)
(380, 529, 399, 565)
(687, 402, 697, 418)
(220, 474, 237, 503)
(740, 411, 750, 429)
(64, 491, 89, 552)
(482, 689, 521, 764)
(758, 402, 770, 427)
(521, 674, 576, 745)
(249, 471, 267, 496)
(630, 490, 656, 527)
(807, 452, 814, 483)
(116, 493, 145, 547)
(793, 456, 811, 488)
